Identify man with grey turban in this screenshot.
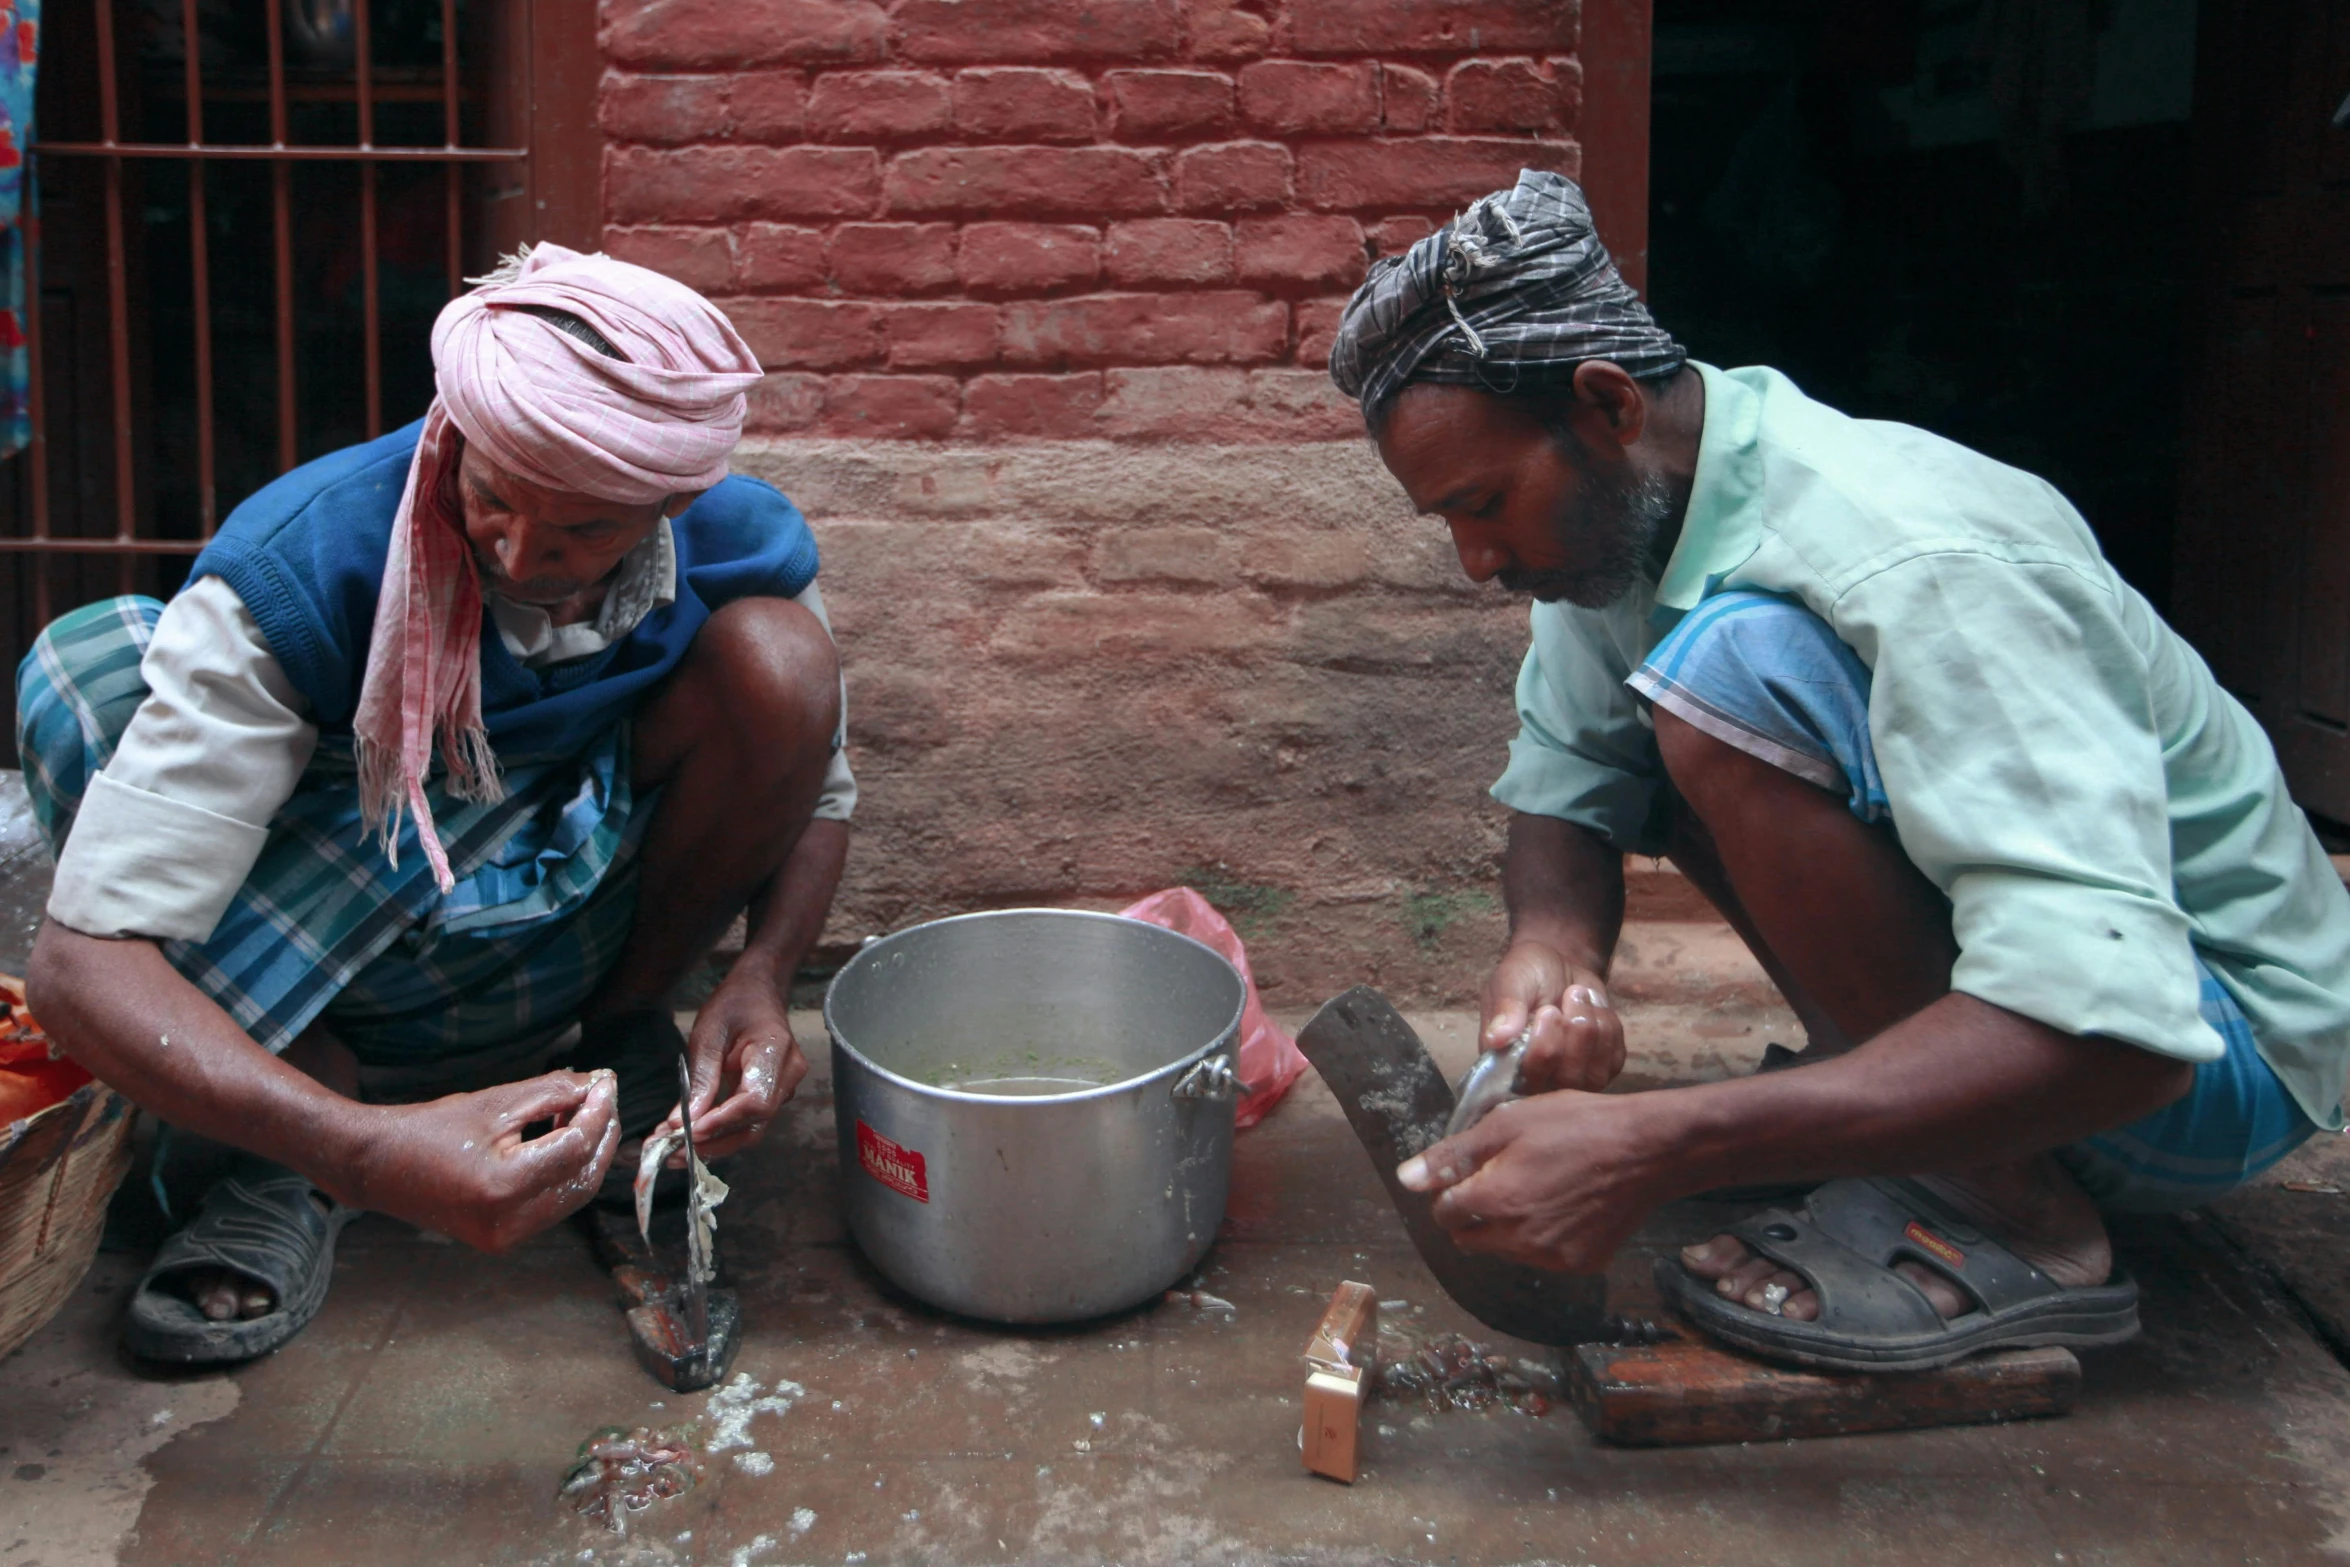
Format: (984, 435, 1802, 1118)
(18, 247, 856, 1364)
(1339, 170, 2350, 1373)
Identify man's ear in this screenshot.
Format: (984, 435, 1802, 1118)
(660, 488, 711, 520)
(1569, 360, 1648, 449)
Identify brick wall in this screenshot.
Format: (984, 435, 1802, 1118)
(595, 0, 1602, 1003)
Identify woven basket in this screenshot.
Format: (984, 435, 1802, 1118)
(0, 1080, 134, 1360)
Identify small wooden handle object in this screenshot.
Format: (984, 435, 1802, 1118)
(1302, 1281, 1379, 1482)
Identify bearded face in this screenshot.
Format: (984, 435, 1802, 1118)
(1372, 376, 1686, 610)
(1497, 459, 1678, 608)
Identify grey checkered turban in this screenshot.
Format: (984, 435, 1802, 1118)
(1327, 169, 1685, 420)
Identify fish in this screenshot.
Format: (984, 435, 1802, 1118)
(1443, 1030, 1530, 1139)
(633, 1130, 680, 1247)
(634, 1123, 728, 1289)
(558, 1423, 701, 1533)
(1372, 1327, 1560, 1417)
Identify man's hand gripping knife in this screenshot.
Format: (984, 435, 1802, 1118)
(1399, 926, 1649, 1276)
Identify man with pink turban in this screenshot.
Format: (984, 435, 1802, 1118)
(15, 245, 857, 1364)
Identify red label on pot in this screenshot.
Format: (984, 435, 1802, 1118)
(857, 1120, 929, 1203)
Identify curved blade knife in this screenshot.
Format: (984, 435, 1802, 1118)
(1295, 986, 1608, 1346)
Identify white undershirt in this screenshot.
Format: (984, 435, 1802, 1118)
(46, 521, 856, 941)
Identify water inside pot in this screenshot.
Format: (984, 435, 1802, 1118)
(911, 1043, 1122, 1093)
(951, 1074, 1107, 1097)
(827, 911, 1246, 1097)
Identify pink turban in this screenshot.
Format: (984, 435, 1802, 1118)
(354, 243, 765, 892)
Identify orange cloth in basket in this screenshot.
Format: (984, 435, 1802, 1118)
(0, 980, 86, 1126)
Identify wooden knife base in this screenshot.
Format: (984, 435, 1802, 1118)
(1567, 1332, 2080, 1447)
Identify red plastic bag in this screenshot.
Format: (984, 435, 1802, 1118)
(1119, 887, 1306, 1128)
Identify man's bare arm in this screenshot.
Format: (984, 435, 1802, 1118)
(731, 817, 850, 995)
(1501, 811, 1625, 974)
(1482, 811, 1630, 1091)
(1644, 994, 2193, 1195)
(27, 923, 620, 1250)
(663, 817, 850, 1158)
(1407, 991, 2193, 1273)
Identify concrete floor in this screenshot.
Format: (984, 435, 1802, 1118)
(4, 909, 2350, 1565)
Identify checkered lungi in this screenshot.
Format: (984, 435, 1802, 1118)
(17, 596, 649, 1090)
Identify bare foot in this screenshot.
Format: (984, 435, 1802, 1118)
(1679, 1155, 2112, 1322)
(172, 1187, 338, 1321)
(180, 1266, 275, 1321)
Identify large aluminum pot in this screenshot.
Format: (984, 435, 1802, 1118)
(825, 909, 1246, 1323)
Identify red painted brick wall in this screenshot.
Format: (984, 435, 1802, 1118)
(596, 0, 1583, 444)
(592, 0, 1612, 1003)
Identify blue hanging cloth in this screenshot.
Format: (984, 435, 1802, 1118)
(0, 0, 34, 459)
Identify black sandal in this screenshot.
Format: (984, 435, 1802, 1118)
(1657, 1175, 2141, 1373)
(122, 1158, 358, 1365)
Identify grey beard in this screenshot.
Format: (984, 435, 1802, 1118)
(1500, 469, 1678, 608)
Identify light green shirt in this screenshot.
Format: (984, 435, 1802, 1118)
(1493, 363, 2350, 1129)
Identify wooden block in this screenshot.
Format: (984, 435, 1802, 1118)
(1301, 1281, 1379, 1483)
(1567, 1335, 2081, 1447)
(1302, 1364, 1366, 1482)
(1306, 1280, 1379, 1375)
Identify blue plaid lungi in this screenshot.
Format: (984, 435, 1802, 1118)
(1629, 588, 2320, 1212)
(18, 596, 650, 1087)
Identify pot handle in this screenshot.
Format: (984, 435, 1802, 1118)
(1171, 1055, 1240, 1101)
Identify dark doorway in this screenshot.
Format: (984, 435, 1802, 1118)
(2172, 2, 2350, 824)
(1645, 0, 2200, 614)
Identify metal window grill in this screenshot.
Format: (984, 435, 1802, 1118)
(15, 0, 573, 631)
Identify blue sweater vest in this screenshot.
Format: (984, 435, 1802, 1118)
(188, 421, 822, 761)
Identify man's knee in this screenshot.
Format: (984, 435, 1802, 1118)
(683, 597, 842, 745)
(638, 598, 842, 791)
(1656, 707, 1760, 812)
(1655, 706, 1849, 842)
